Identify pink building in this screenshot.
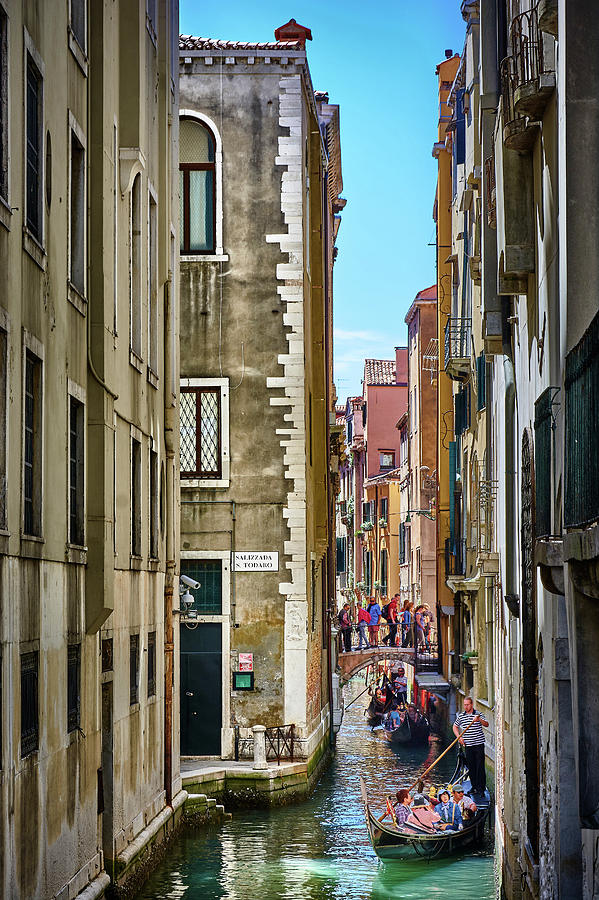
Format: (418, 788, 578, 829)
(362, 351, 408, 479)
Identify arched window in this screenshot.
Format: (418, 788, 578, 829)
(179, 117, 216, 255)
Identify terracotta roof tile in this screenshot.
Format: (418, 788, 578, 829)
(180, 35, 302, 52)
(364, 358, 396, 386)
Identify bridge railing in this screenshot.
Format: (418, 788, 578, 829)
(338, 623, 440, 674)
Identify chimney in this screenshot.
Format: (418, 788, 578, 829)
(395, 347, 408, 385)
(274, 19, 313, 47)
(445, 49, 453, 59)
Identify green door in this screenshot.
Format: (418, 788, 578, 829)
(180, 623, 222, 755)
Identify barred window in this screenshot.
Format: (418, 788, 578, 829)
(21, 651, 38, 757)
(180, 560, 222, 614)
(180, 387, 221, 478)
(67, 643, 81, 733)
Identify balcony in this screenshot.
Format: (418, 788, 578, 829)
(501, 57, 540, 152)
(445, 538, 466, 578)
(444, 317, 471, 381)
(512, 7, 555, 118)
(484, 155, 496, 230)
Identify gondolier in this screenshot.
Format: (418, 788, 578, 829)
(453, 697, 489, 796)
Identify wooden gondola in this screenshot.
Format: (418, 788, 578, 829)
(383, 712, 430, 745)
(359, 758, 491, 860)
(365, 696, 388, 728)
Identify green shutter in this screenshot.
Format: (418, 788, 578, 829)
(449, 441, 457, 543)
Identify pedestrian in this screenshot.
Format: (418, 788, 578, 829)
(338, 602, 352, 653)
(415, 605, 427, 649)
(356, 600, 371, 650)
(383, 593, 399, 646)
(367, 598, 382, 646)
(452, 696, 489, 796)
(401, 601, 413, 647)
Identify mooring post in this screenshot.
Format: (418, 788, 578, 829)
(252, 725, 268, 770)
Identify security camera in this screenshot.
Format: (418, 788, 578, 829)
(180, 575, 200, 590)
(181, 592, 194, 609)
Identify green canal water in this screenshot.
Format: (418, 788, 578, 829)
(139, 682, 497, 899)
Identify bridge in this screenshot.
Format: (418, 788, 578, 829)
(338, 647, 415, 684)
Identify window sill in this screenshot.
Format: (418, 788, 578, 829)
(67, 282, 87, 316)
(20, 537, 44, 558)
(129, 702, 140, 713)
(148, 557, 161, 571)
(182, 478, 230, 489)
(66, 544, 87, 565)
(0, 196, 11, 232)
(181, 253, 229, 263)
(23, 228, 46, 271)
(68, 29, 88, 76)
(130, 554, 143, 570)
(147, 366, 159, 389)
(0, 532, 9, 555)
(129, 349, 144, 373)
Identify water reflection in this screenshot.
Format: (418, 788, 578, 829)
(140, 680, 496, 899)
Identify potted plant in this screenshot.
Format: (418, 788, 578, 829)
(374, 580, 382, 591)
(378, 517, 388, 528)
(356, 581, 366, 592)
(363, 521, 374, 532)
(461, 650, 479, 664)
(355, 528, 365, 539)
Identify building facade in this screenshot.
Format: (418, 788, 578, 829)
(0, 1, 180, 898)
(177, 20, 343, 769)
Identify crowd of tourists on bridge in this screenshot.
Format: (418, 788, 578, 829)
(337, 594, 434, 653)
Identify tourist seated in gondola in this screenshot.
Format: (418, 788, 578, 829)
(407, 703, 421, 723)
(393, 789, 412, 827)
(434, 789, 463, 831)
(401, 794, 447, 834)
(385, 704, 401, 731)
(451, 783, 477, 820)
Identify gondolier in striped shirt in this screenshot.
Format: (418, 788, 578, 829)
(452, 696, 489, 796)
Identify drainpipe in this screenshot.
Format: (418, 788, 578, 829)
(503, 335, 517, 609)
(164, 279, 176, 807)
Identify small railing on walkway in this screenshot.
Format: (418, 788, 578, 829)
(234, 724, 295, 763)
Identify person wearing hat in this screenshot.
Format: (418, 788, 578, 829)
(434, 788, 463, 831)
(402, 793, 445, 834)
(393, 667, 408, 705)
(451, 783, 477, 820)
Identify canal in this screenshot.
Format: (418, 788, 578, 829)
(139, 680, 497, 899)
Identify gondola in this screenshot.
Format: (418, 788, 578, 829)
(365, 696, 389, 727)
(383, 711, 430, 745)
(359, 756, 491, 860)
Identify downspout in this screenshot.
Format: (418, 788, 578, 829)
(503, 331, 517, 608)
(164, 278, 176, 806)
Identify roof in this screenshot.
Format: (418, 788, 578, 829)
(180, 35, 303, 52)
(405, 284, 437, 324)
(364, 359, 396, 386)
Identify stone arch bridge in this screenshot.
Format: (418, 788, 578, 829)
(338, 647, 415, 685)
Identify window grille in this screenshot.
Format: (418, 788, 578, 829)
(180, 387, 221, 478)
(180, 559, 222, 614)
(129, 635, 139, 705)
(21, 651, 38, 757)
(67, 643, 81, 733)
(26, 54, 42, 239)
(147, 631, 156, 697)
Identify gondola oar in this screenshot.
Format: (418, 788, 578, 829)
(378, 718, 479, 822)
(345, 682, 372, 712)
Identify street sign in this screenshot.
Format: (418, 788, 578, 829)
(233, 552, 279, 571)
(238, 653, 253, 672)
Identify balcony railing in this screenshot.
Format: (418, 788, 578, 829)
(444, 317, 471, 381)
(445, 538, 466, 578)
(484, 155, 496, 230)
(565, 310, 599, 528)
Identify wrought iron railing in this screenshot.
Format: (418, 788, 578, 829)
(444, 317, 472, 371)
(512, 5, 547, 87)
(234, 724, 296, 763)
(414, 637, 440, 674)
(445, 538, 466, 577)
(478, 480, 498, 553)
(500, 56, 518, 126)
(565, 310, 599, 528)
(484, 155, 496, 229)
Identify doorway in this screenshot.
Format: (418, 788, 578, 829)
(180, 623, 222, 755)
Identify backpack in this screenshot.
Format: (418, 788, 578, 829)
(382, 603, 391, 621)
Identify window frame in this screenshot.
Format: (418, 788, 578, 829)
(131, 434, 142, 557)
(379, 450, 395, 471)
(0, 3, 8, 209)
(179, 377, 230, 488)
(0, 316, 7, 531)
(147, 184, 158, 377)
(69, 0, 87, 56)
(149, 446, 158, 559)
(22, 335, 44, 538)
(68, 112, 86, 302)
(24, 38, 44, 246)
(20, 650, 39, 757)
(129, 634, 139, 706)
(130, 172, 143, 361)
(179, 110, 224, 257)
(67, 643, 81, 733)
(147, 630, 156, 697)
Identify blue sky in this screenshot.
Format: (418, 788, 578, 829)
(180, 1, 465, 400)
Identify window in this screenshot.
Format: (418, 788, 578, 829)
(336, 536, 346, 573)
(147, 631, 156, 697)
(70, 0, 86, 52)
(179, 117, 215, 254)
(148, 192, 158, 374)
(400, 428, 408, 465)
(69, 395, 84, 545)
(380, 497, 388, 521)
(180, 386, 223, 479)
(23, 351, 42, 536)
(347, 419, 353, 445)
(101, 638, 113, 672)
(20, 651, 38, 757)
(364, 550, 372, 591)
(380, 549, 388, 591)
(26, 53, 43, 240)
(180, 559, 222, 614)
(476, 353, 486, 411)
(149, 448, 158, 559)
(0, 7, 8, 203)
(399, 522, 407, 565)
(534, 388, 553, 538)
(129, 634, 139, 705)
(362, 501, 373, 524)
(130, 173, 142, 358)
(454, 385, 471, 437)
(67, 643, 81, 732)
(0, 327, 6, 530)
(131, 438, 141, 556)
(69, 128, 85, 295)
(379, 451, 395, 471)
